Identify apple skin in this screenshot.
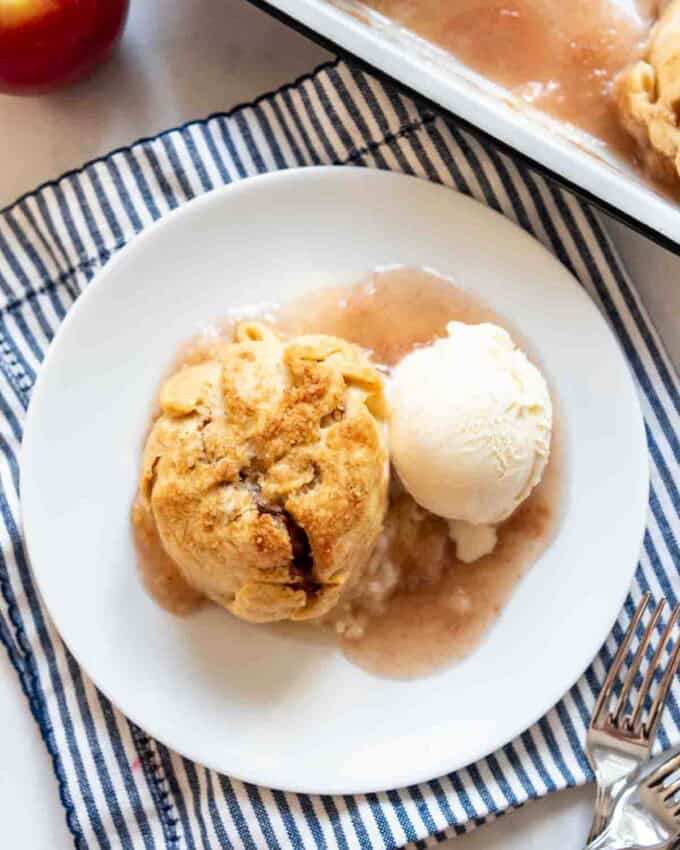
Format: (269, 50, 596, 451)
(0, 0, 130, 95)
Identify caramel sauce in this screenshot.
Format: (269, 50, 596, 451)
(343, 441, 561, 679)
(275, 266, 502, 365)
(134, 267, 564, 679)
(363, 0, 646, 155)
(132, 501, 204, 615)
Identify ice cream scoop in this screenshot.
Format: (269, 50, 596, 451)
(389, 322, 552, 560)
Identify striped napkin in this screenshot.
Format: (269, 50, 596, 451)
(1, 59, 678, 850)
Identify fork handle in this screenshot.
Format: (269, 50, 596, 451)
(583, 824, 624, 850)
(587, 783, 611, 843)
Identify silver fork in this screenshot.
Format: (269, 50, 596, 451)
(586, 750, 680, 850)
(641, 750, 680, 839)
(586, 592, 680, 841)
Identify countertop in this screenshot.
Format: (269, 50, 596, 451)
(0, 1, 677, 848)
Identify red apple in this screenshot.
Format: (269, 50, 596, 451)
(0, 0, 129, 95)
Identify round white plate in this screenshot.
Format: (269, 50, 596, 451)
(21, 167, 648, 795)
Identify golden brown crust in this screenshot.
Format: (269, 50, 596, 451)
(136, 323, 389, 623)
(616, 0, 680, 184)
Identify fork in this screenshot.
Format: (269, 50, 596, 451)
(586, 750, 680, 850)
(641, 750, 680, 839)
(586, 592, 680, 841)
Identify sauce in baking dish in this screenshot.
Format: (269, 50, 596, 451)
(363, 0, 647, 154)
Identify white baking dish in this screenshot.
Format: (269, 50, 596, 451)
(249, 0, 680, 252)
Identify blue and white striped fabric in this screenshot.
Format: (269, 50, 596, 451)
(0, 59, 678, 850)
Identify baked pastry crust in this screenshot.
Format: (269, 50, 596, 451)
(134, 322, 389, 623)
(616, 0, 680, 184)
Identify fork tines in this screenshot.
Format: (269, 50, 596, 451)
(646, 751, 680, 816)
(592, 592, 680, 739)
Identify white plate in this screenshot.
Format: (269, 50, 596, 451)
(21, 167, 648, 795)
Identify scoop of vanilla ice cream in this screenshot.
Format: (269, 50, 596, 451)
(389, 322, 552, 540)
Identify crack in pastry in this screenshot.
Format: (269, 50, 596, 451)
(134, 322, 389, 623)
(251, 497, 318, 590)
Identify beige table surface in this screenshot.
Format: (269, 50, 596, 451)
(1, 1, 677, 848)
